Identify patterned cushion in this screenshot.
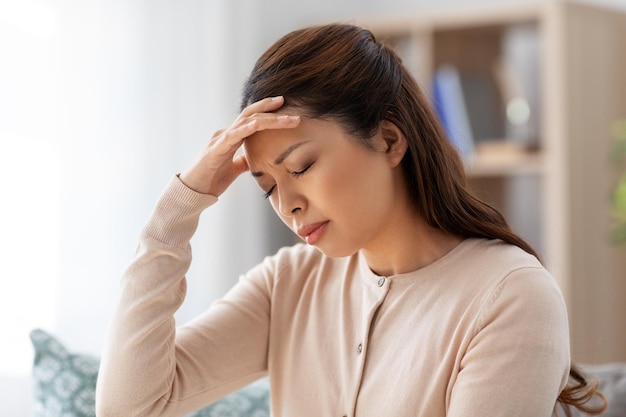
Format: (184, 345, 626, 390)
(186, 378, 270, 417)
(30, 329, 99, 417)
(29, 329, 271, 417)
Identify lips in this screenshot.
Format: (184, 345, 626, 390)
(296, 221, 329, 245)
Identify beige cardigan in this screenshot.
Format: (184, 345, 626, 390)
(96, 175, 570, 417)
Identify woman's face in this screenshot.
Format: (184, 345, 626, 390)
(243, 116, 406, 258)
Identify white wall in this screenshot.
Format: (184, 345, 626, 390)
(0, 0, 258, 415)
(2, 0, 626, 415)
(0, 1, 64, 414)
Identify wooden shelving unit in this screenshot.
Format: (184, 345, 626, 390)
(359, 1, 626, 363)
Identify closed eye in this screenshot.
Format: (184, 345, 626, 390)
(263, 162, 314, 200)
(263, 185, 276, 200)
(292, 162, 314, 177)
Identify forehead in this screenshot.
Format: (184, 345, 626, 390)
(243, 117, 339, 159)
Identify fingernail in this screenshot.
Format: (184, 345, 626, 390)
(271, 96, 283, 101)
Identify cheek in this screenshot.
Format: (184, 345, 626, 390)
(322, 157, 392, 213)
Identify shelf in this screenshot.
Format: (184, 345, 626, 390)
(361, 2, 541, 33)
(464, 142, 543, 178)
(360, 0, 626, 363)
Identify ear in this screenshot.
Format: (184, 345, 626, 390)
(378, 120, 408, 168)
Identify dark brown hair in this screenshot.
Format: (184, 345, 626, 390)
(241, 23, 606, 415)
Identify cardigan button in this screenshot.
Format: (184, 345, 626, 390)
(357, 343, 363, 353)
(377, 277, 385, 287)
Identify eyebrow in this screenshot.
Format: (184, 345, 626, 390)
(251, 140, 311, 177)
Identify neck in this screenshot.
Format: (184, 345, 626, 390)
(361, 200, 463, 277)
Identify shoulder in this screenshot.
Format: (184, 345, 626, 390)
(459, 239, 568, 335)
(243, 243, 353, 289)
(469, 239, 562, 305)
(451, 238, 557, 295)
(257, 243, 329, 276)
(439, 239, 566, 328)
(460, 238, 543, 274)
(272, 243, 327, 270)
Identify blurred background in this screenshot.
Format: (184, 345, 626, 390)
(1, 0, 625, 415)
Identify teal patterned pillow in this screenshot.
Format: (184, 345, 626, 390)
(30, 328, 271, 417)
(30, 329, 99, 417)
(186, 378, 270, 417)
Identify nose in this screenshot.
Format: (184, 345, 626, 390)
(275, 183, 304, 218)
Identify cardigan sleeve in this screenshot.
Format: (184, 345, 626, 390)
(447, 266, 571, 417)
(96, 176, 273, 417)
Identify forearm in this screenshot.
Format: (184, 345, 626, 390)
(96, 175, 217, 417)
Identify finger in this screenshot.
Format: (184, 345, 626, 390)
(240, 96, 285, 118)
(232, 154, 249, 176)
(222, 114, 301, 147)
(221, 119, 258, 146)
(248, 114, 301, 133)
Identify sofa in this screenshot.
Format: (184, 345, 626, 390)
(569, 363, 626, 417)
(30, 329, 269, 417)
(30, 328, 625, 416)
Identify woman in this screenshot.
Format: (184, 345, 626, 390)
(96, 24, 605, 417)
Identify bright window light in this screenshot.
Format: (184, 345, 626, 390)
(0, 135, 60, 376)
(0, 0, 59, 40)
(0, 0, 61, 376)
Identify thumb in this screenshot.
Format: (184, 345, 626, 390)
(231, 154, 249, 177)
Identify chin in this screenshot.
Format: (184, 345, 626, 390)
(313, 242, 359, 259)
